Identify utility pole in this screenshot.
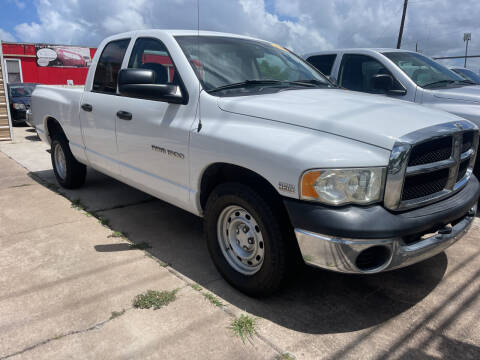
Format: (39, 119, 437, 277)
(415, 41, 418, 52)
(464, 33, 471, 68)
(397, 0, 408, 49)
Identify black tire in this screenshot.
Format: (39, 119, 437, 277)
(204, 183, 289, 297)
(51, 133, 86, 189)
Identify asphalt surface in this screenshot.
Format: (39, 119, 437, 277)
(0, 126, 479, 359)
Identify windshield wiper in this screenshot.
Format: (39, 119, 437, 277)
(457, 79, 476, 85)
(208, 79, 325, 93)
(423, 79, 456, 88)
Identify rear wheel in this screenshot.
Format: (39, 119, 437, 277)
(51, 134, 86, 189)
(204, 183, 289, 297)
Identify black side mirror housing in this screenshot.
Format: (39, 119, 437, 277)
(371, 73, 406, 96)
(371, 73, 393, 91)
(118, 68, 185, 104)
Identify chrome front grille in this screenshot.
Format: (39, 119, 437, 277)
(385, 120, 479, 211)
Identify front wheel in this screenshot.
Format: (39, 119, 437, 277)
(51, 134, 86, 189)
(204, 183, 289, 297)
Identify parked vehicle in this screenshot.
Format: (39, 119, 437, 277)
(32, 31, 479, 296)
(7, 83, 37, 126)
(303, 49, 480, 157)
(451, 67, 480, 85)
(56, 48, 87, 67)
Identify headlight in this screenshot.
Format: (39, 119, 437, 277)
(13, 103, 26, 110)
(300, 168, 386, 205)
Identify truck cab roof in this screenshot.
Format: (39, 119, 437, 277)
(303, 48, 416, 59)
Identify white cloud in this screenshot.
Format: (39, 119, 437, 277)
(15, 0, 26, 9)
(0, 28, 16, 42)
(9, 0, 480, 71)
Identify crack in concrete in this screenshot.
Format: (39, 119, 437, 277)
(0, 219, 88, 240)
(92, 198, 156, 213)
(0, 309, 130, 360)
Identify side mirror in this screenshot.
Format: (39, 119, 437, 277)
(371, 73, 393, 91)
(118, 68, 185, 104)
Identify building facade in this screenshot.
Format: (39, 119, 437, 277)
(2, 42, 96, 86)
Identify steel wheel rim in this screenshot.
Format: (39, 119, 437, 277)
(54, 143, 67, 180)
(217, 205, 265, 275)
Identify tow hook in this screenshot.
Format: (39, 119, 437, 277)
(438, 226, 452, 235)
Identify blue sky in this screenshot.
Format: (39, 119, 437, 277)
(0, 0, 36, 36)
(1, 0, 479, 71)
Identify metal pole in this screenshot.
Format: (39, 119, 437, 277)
(465, 39, 469, 68)
(397, 0, 408, 49)
(464, 33, 471, 68)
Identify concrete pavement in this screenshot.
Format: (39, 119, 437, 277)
(1, 126, 480, 359)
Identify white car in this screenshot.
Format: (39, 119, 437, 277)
(304, 49, 480, 171)
(31, 30, 479, 296)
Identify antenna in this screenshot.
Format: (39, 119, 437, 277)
(196, 0, 202, 132)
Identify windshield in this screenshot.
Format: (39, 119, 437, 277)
(175, 36, 330, 94)
(452, 68, 480, 84)
(9, 85, 36, 97)
(383, 52, 466, 88)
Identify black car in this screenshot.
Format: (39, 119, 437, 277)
(7, 83, 37, 125)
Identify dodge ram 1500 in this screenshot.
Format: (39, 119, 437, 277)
(32, 30, 480, 296)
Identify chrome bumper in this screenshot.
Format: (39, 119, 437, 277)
(295, 205, 476, 274)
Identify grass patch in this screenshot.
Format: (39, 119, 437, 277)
(71, 198, 86, 211)
(129, 242, 152, 250)
(108, 231, 127, 239)
(145, 253, 168, 267)
(276, 354, 295, 360)
(190, 283, 202, 291)
(229, 314, 257, 343)
(98, 217, 110, 227)
(203, 292, 223, 307)
(133, 289, 178, 310)
(110, 309, 126, 320)
(303, 255, 314, 263)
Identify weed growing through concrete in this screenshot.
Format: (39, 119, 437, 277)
(203, 292, 224, 307)
(303, 255, 314, 263)
(108, 231, 127, 239)
(276, 353, 296, 360)
(190, 283, 202, 291)
(133, 289, 178, 310)
(110, 309, 126, 320)
(71, 198, 86, 211)
(129, 242, 152, 250)
(145, 252, 168, 267)
(98, 217, 110, 227)
(229, 314, 257, 344)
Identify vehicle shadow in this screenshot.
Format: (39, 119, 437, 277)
(28, 168, 447, 335)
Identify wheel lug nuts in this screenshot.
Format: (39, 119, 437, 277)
(248, 237, 254, 244)
(243, 226, 249, 233)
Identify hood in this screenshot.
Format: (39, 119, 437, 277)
(432, 85, 480, 104)
(217, 89, 461, 150)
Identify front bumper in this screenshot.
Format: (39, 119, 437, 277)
(25, 109, 34, 127)
(285, 176, 480, 274)
(11, 108, 27, 123)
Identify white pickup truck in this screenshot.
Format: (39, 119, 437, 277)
(304, 49, 480, 176)
(32, 30, 480, 296)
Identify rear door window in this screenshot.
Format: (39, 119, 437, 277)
(92, 39, 130, 94)
(306, 54, 337, 76)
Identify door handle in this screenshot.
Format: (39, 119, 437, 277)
(116, 110, 132, 121)
(81, 103, 93, 112)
